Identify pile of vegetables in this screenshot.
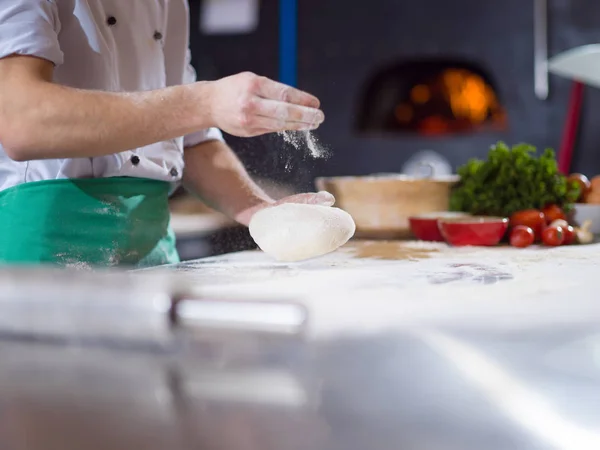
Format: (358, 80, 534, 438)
(450, 141, 593, 248)
(508, 213, 592, 248)
(450, 141, 580, 217)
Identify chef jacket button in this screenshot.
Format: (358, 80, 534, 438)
(153, 31, 163, 41)
(131, 155, 140, 166)
(107, 16, 117, 26)
(170, 167, 179, 177)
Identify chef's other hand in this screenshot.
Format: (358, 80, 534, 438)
(236, 191, 335, 226)
(207, 72, 325, 137)
(272, 191, 335, 208)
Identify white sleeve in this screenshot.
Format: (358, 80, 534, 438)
(181, 49, 225, 148)
(0, 0, 63, 66)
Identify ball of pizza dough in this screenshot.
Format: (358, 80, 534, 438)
(249, 203, 356, 262)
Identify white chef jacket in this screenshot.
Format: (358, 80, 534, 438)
(0, 0, 224, 192)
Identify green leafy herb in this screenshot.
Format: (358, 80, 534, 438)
(449, 141, 580, 217)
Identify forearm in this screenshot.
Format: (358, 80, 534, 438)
(1, 81, 213, 160)
(182, 140, 274, 226)
(0, 56, 324, 160)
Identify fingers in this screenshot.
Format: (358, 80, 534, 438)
(248, 117, 320, 135)
(255, 76, 320, 109)
(229, 73, 325, 135)
(311, 191, 336, 206)
(253, 98, 324, 128)
(275, 191, 336, 207)
(238, 97, 324, 135)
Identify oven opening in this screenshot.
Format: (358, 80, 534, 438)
(355, 58, 507, 136)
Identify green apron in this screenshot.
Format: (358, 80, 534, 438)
(0, 177, 180, 268)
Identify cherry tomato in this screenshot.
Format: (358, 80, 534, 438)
(562, 225, 576, 245)
(568, 173, 591, 202)
(509, 225, 535, 248)
(542, 204, 566, 224)
(541, 225, 564, 246)
(510, 209, 545, 238)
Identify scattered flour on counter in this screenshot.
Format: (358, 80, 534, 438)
(389, 241, 449, 251)
(165, 241, 600, 338)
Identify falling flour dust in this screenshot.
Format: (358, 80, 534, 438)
(278, 130, 329, 159)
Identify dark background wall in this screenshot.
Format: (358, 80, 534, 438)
(189, 0, 600, 191)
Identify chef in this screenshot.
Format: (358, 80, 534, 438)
(0, 1, 332, 267)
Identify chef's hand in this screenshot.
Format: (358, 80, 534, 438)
(236, 191, 335, 226)
(272, 191, 335, 208)
(207, 72, 325, 137)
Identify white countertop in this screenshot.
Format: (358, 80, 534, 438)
(164, 241, 600, 338)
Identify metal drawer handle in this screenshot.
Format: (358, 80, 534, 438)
(169, 296, 309, 336)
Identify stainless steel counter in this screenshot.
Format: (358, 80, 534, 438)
(1, 241, 600, 450)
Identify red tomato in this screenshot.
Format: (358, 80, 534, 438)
(562, 225, 576, 245)
(542, 204, 567, 224)
(541, 226, 564, 246)
(509, 209, 545, 238)
(568, 173, 591, 202)
(509, 225, 535, 248)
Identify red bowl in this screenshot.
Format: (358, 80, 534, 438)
(409, 212, 471, 241)
(438, 216, 509, 246)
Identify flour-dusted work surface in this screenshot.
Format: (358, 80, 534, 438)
(2, 245, 599, 449)
(160, 240, 600, 338)
(154, 240, 600, 450)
